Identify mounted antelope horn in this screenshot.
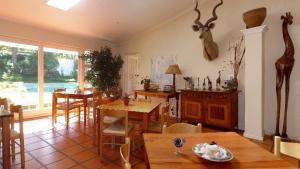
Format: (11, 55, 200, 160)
(194, 1, 204, 28)
(205, 0, 223, 27)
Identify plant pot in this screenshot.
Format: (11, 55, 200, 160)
(243, 7, 267, 29)
(144, 83, 150, 91)
(123, 98, 129, 106)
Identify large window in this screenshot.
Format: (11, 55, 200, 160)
(0, 41, 38, 111)
(43, 48, 79, 108)
(0, 40, 83, 115)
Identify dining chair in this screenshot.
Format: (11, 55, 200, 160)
(0, 97, 8, 110)
(98, 109, 132, 158)
(120, 137, 131, 169)
(148, 103, 170, 133)
(274, 136, 300, 168)
(53, 92, 82, 126)
(0, 104, 25, 168)
(162, 122, 202, 134)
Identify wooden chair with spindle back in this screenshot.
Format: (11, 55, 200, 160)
(0, 104, 25, 168)
(148, 103, 170, 133)
(53, 92, 82, 126)
(120, 137, 131, 169)
(274, 136, 300, 168)
(98, 109, 132, 158)
(162, 122, 202, 134)
(0, 97, 8, 110)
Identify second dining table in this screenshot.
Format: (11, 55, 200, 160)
(97, 99, 161, 132)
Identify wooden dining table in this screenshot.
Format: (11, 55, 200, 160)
(143, 132, 297, 169)
(52, 90, 93, 126)
(97, 99, 161, 132)
(0, 110, 13, 169)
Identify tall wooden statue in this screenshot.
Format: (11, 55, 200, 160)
(275, 12, 294, 138)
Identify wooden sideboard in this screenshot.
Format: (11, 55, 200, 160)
(180, 89, 238, 129)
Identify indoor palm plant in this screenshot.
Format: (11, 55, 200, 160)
(81, 47, 123, 99)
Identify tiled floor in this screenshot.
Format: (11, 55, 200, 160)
(0, 115, 298, 169)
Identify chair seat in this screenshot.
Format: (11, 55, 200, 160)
(56, 102, 81, 110)
(103, 124, 132, 135)
(0, 129, 20, 141)
(104, 116, 121, 124)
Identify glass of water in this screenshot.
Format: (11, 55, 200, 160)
(0, 105, 4, 113)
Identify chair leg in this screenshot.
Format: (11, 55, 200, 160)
(298, 160, 300, 169)
(11, 139, 15, 160)
(66, 110, 70, 127)
(20, 137, 25, 169)
(78, 107, 81, 123)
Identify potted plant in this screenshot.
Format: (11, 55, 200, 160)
(81, 47, 124, 99)
(123, 93, 130, 106)
(141, 76, 150, 91)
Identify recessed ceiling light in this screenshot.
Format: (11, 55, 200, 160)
(46, 0, 80, 11)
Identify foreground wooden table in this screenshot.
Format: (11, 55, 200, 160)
(0, 110, 13, 169)
(143, 132, 296, 169)
(98, 100, 160, 131)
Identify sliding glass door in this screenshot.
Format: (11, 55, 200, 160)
(0, 40, 83, 116)
(0, 41, 39, 111)
(43, 48, 79, 108)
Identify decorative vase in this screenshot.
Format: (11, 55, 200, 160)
(243, 7, 267, 29)
(123, 98, 129, 106)
(143, 82, 150, 91)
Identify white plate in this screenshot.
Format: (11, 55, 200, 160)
(192, 143, 234, 162)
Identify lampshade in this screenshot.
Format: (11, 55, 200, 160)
(165, 64, 182, 75)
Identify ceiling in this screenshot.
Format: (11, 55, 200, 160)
(0, 0, 204, 43)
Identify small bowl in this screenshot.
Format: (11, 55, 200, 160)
(243, 7, 267, 28)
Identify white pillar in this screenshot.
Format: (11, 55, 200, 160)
(241, 25, 268, 141)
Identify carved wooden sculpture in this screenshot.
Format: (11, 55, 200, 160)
(192, 0, 223, 61)
(275, 12, 294, 138)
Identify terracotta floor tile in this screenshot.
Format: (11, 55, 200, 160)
(101, 163, 121, 169)
(11, 153, 33, 166)
(12, 159, 42, 169)
(45, 135, 69, 145)
(56, 128, 77, 135)
(82, 157, 107, 169)
(51, 140, 77, 151)
(70, 150, 96, 163)
(22, 136, 42, 145)
(80, 140, 94, 149)
(37, 152, 66, 165)
(25, 140, 49, 151)
(39, 132, 61, 140)
(46, 158, 77, 169)
(70, 165, 86, 169)
(72, 135, 92, 144)
(30, 146, 56, 158)
(24, 133, 36, 139)
(61, 145, 85, 156)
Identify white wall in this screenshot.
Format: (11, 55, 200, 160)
(119, 0, 300, 140)
(0, 18, 116, 51)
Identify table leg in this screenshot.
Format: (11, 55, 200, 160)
(155, 106, 159, 121)
(143, 114, 149, 132)
(2, 116, 11, 169)
(83, 98, 87, 127)
(97, 109, 101, 154)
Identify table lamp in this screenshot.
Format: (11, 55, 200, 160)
(165, 64, 182, 93)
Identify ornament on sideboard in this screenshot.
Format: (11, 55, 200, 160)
(216, 71, 221, 90)
(202, 78, 206, 90)
(207, 76, 212, 90)
(275, 12, 294, 138)
(192, 0, 223, 61)
(222, 36, 245, 91)
(141, 76, 150, 91)
(183, 77, 194, 90)
(243, 7, 267, 29)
